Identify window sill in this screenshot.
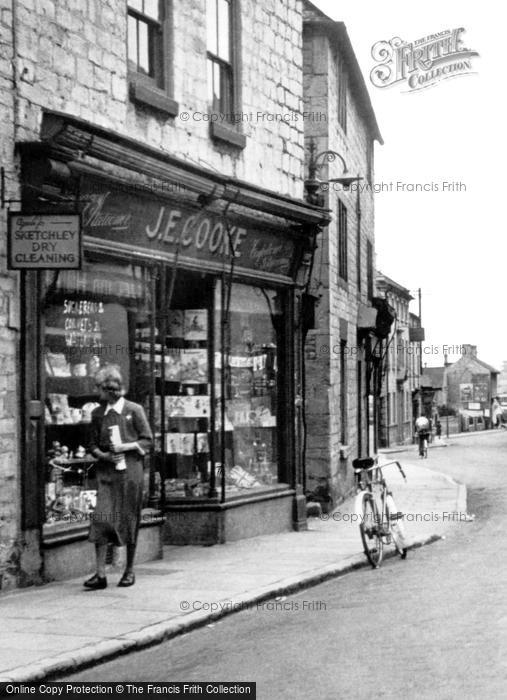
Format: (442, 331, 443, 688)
(210, 121, 246, 150)
(129, 80, 179, 118)
(42, 508, 164, 547)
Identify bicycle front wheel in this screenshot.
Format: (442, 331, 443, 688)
(359, 493, 383, 568)
(386, 494, 407, 559)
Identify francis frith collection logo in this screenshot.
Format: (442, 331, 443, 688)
(370, 28, 479, 92)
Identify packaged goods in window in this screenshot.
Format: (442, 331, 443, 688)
(165, 396, 186, 417)
(227, 465, 262, 489)
(165, 395, 209, 418)
(87, 355, 101, 378)
(71, 363, 87, 377)
(164, 479, 187, 498)
(165, 432, 181, 454)
(230, 367, 253, 398)
(196, 433, 209, 453)
(164, 349, 182, 381)
(183, 395, 210, 417)
(137, 325, 158, 340)
(214, 408, 234, 431)
(180, 349, 208, 383)
(229, 354, 253, 368)
(167, 310, 184, 338)
(47, 393, 72, 423)
(46, 352, 72, 377)
(226, 399, 276, 427)
(184, 309, 207, 341)
(180, 433, 195, 456)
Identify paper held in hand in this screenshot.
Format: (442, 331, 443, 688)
(108, 425, 127, 471)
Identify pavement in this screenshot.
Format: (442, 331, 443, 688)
(0, 459, 467, 683)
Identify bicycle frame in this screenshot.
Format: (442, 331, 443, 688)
(353, 457, 407, 567)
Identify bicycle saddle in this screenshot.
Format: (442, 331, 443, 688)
(352, 457, 375, 471)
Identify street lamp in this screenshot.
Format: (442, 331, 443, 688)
(304, 139, 363, 206)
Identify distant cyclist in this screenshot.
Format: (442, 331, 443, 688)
(415, 415, 430, 458)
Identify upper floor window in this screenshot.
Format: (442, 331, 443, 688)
(127, 1, 178, 116)
(128, 1, 163, 87)
(338, 199, 348, 282)
(207, 0, 233, 118)
(337, 56, 347, 133)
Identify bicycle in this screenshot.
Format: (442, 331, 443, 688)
(353, 456, 408, 568)
(417, 430, 429, 458)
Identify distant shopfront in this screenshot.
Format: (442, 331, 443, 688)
(18, 111, 327, 582)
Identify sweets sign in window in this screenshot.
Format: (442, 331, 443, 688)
(42, 262, 152, 528)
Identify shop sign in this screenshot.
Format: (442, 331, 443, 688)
(80, 181, 298, 277)
(459, 383, 473, 402)
(8, 213, 81, 270)
(472, 375, 489, 403)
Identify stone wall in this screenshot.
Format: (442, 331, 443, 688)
(0, 0, 22, 590)
(303, 18, 377, 506)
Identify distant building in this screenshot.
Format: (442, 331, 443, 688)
(376, 272, 421, 446)
(444, 345, 499, 430)
(419, 366, 445, 422)
(497, 361, 507, 395)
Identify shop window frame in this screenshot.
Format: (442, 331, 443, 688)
(38, 256, 160, 542)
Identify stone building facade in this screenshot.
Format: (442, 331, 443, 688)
(444, 345, 498, 429)
(302, 1, 382, 507)
(376, 272, 421, 447)
(0, 0, 331, 589)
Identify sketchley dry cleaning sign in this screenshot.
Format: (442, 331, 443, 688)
(370, 28, 479, 92)
(8, 213, 81, 269)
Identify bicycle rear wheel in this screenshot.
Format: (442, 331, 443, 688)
(386, 494, 407, 559)
(359, 493, 383, 568)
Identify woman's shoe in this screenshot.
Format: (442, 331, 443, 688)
(83, 574, 107, 590)
(118, 571, 135, 587)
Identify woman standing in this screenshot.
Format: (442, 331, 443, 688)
(84, 365, 153, 590)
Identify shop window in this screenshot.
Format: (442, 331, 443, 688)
(127, 1, 178, 116)
(215, 282, 285, 497)
(42, 261, 287, 522)
(42, 260, 154, 532)
(155, 270, 214, 500)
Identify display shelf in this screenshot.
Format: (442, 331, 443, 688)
(46, 376, 97, 396)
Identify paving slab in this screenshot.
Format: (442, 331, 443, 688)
(0, 461, 466, 683)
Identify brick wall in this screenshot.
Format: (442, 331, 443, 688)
(303, 18, 377, 505)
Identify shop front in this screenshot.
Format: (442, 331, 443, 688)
(18, 111, 327, 581)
